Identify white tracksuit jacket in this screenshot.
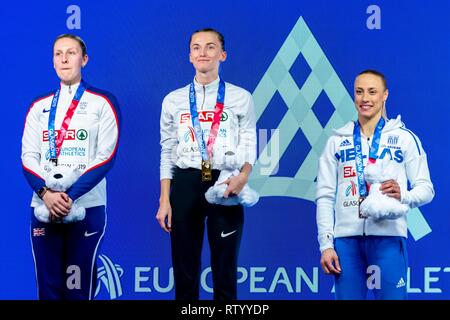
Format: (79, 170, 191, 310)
(22, 81, 121, 208)
(160, 77, 257, 180)
(316, 115, 434, 252)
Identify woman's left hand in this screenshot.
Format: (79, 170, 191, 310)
(222, 173, 249, 198)
(379, 179, 401, 201)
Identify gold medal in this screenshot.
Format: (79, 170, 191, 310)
(201, 160, 212, 182)
(358, 196, 366, 219)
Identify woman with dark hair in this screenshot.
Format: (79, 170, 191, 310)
(157, 28, 257, 300)
(21, 34, 121, 300)
(316, 70, 434, 299)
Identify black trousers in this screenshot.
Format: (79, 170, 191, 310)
(170, 167, 244, 300)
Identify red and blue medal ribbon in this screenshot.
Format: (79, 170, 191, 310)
(189, 79, 226, 162)
(48, 81, 86, 164)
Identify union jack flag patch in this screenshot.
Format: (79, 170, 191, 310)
(33, 228, 45, 237)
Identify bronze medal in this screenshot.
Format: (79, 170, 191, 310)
(201, 160, 212, 182)
(358, 196, 366, 219)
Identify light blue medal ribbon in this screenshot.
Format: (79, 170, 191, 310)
(353, 117, 386, 198)
(47, 89, 61, 163)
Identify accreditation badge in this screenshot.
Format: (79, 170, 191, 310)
(201, 160, 212, 182)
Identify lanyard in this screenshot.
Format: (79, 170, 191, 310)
(188, 79, 225, 161)
(48, 81, 86, 164)
(353, 117, 385, 197)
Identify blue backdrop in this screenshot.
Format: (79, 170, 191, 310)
(2, 0, 449, 299)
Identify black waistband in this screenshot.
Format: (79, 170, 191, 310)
(176, 166, 220, 173)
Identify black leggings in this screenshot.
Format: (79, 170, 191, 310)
(170, 167, 244, 300)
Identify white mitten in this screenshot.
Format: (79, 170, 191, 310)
(360, 159, 409, 220)
(238, 185, 259, 207)
(34, 205, 52, 223)
(34, 164, 86, 223)
(359, 183, 409, 220)
(62, 203, 86, 223)
(205, 169, 259, 207)
(363, 161, 382, 185)
(46, 165, 81, 192)
(205, 183, 241, 206)
(34, 203, 86, 223)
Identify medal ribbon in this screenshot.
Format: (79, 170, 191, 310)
(48, 81, 86, 162)
(188, 79, 225, 161)
(353, 117, 385, 197)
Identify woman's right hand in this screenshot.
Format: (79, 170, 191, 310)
(42, 190, 72, 220)
(156, 199, 172, 233)
(320, 248, 342, 275)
